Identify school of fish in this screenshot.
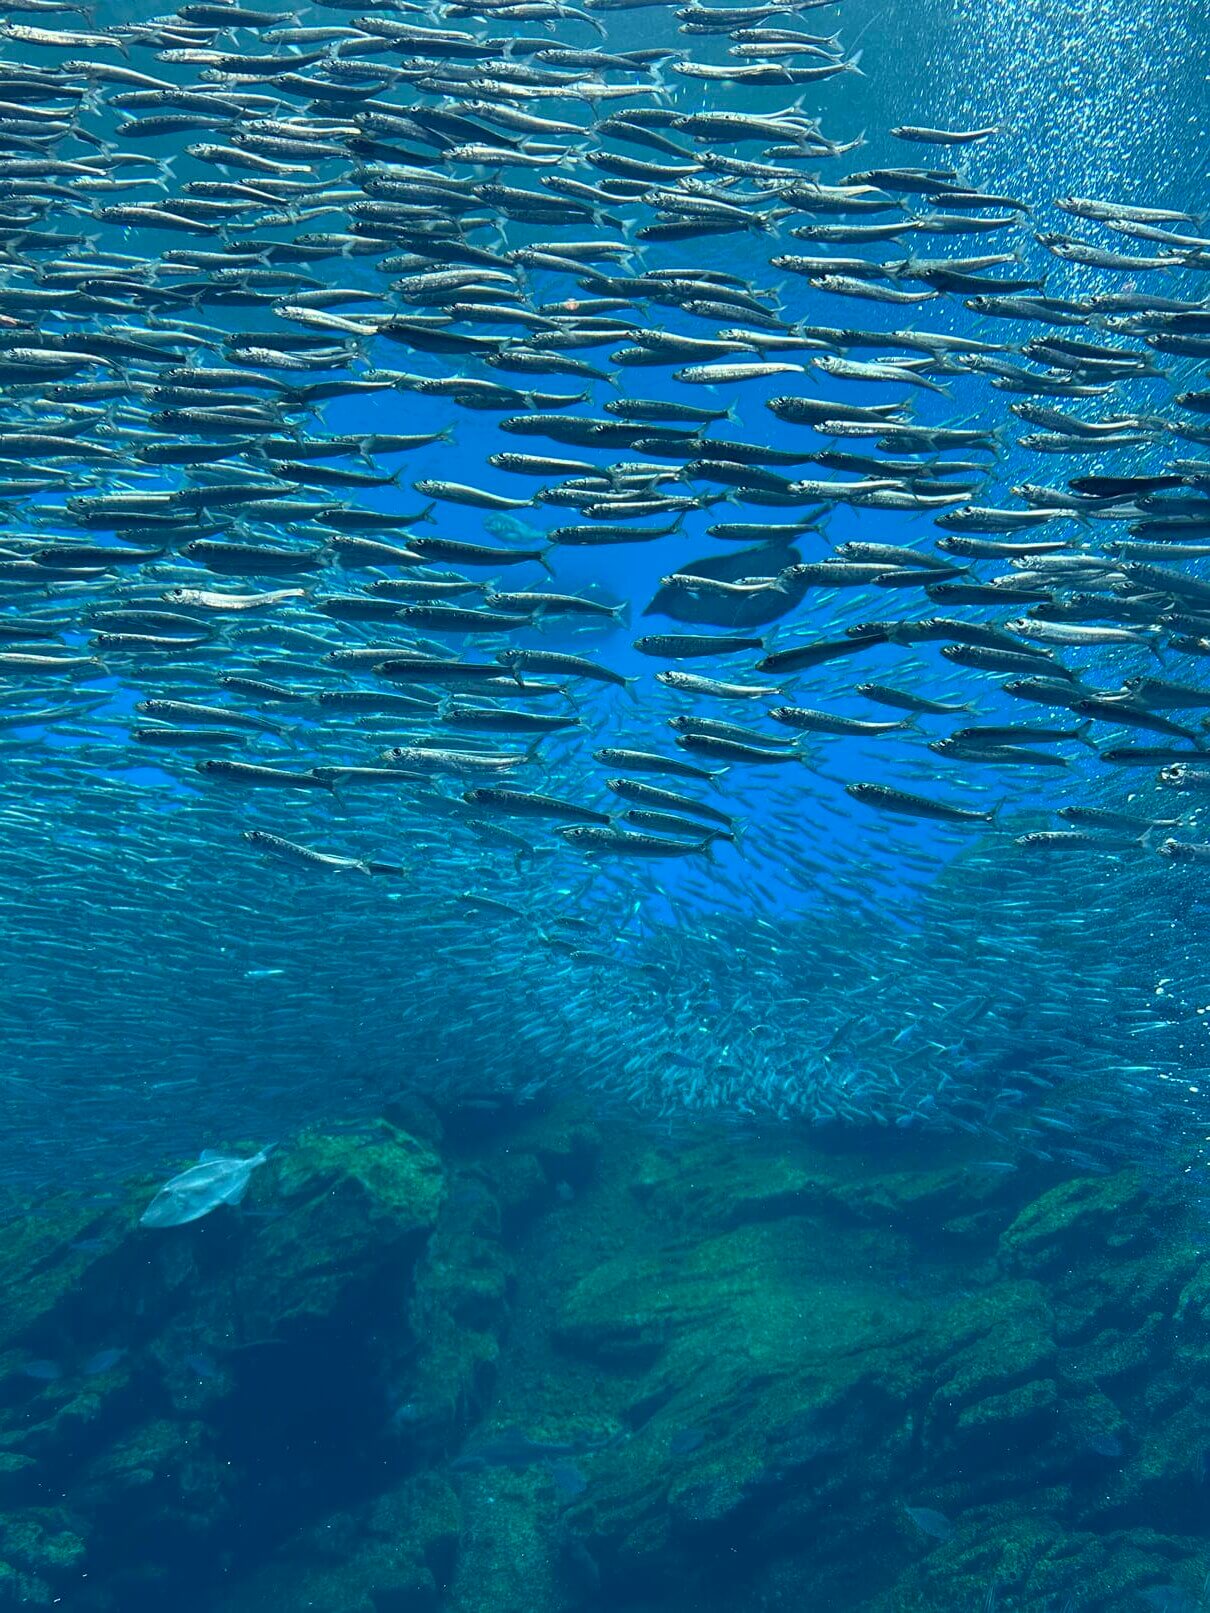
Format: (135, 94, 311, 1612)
(1, 0, 1209, 1189)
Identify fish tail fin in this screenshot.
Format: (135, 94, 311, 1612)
(615, 212, 639, 245)
(725, 827, 749, 863)
(418, 500, 438, 524)
(696, 837, 717, 864)
(1075, 719, 1100, 752)
(73, 129, 105, 161)
(538, 544, 557, 576)
(648, 60, 672, 105)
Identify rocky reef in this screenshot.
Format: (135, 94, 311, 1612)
(1, 1098, 1208, 1613)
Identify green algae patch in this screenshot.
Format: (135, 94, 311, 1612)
(1000, 1171, 1154, 1275)
(231, 1125, 445, 1333)
(216, 1472, 461, 1613)
(0, 1192, 140, 1353)
(1, 1108, 1206, 1613)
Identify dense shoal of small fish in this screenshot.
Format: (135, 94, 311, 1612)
(0, 0, 1208, 1190)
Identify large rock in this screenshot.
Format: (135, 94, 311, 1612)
(2, 1106, 1206, 1613)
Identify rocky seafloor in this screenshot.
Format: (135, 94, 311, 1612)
(3, 1096, 1209, 1613)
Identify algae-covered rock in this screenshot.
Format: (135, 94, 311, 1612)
(951, 1376, 1060, 1459)
(0, 1197, 131, 1348)
(405, 1167, 514, 1439)
(551, 1214, 931, 1593)
(1, 1107, 1204, 1613)
(496, 1134, 1204, 1613)
(0, 1510, 87, 1610)
(446, 1466, 564, 1613)
(229, 1124, 445, 1335)
(1000, 1171, 1154, 1277)
(925, 1280, 1056, 1414)
(0, 1124, 458, 1610)
(215, 1472, 461, 1613)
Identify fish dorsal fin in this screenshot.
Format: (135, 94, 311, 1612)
(198, 1150, 229, 1164)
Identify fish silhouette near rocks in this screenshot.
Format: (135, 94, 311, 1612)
(139, 1148, 273, 1229)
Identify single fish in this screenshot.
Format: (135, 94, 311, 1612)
(140, 1148, 273, 1228)
(847, 784, 997, 825)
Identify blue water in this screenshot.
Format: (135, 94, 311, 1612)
(2, 0, 1210, 1606)
(0, 0, 1205, 1155)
